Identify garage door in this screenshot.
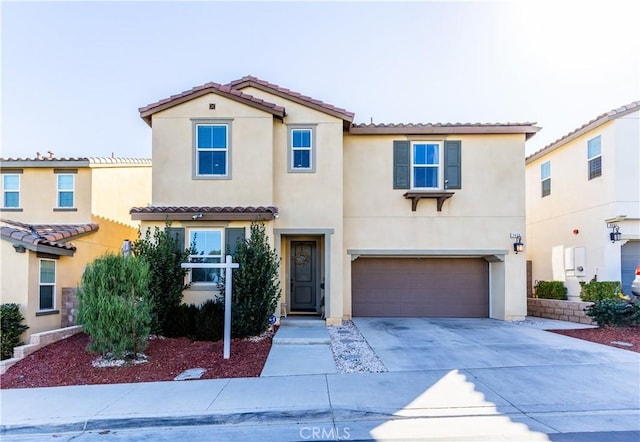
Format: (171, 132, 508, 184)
(352, 258, 489, 317)
(621, 241, 640, 295)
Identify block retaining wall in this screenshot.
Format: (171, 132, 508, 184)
(527, 298, 596, 325)
(0, 325, 83, 375)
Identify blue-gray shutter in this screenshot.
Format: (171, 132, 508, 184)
(168, 227, 185, 252)
(444, 140, 461, 189)
(393, 140, 410, 189)
(225, 227, 246, 257)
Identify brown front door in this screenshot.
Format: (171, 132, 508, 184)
(290, 241, 317, 312)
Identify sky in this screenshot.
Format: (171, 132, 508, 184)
(1, 1, 638, 160)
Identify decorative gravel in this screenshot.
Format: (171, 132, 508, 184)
(327, 320, 387, 373)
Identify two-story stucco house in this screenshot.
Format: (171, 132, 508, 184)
(1, 157, 151, 338)
(526, 101, 640, 299)
(132, 76, 539, 324)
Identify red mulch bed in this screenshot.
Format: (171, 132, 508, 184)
(1, 332, 272, 389)
(550, 326, 640, 352)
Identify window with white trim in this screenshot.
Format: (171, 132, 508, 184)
(587, 135, 602, 180)
(195, 123, 229, 177)
(541, 161, 551, 197)
(2, 174, 20, 208)
(39, 259, 56, 311)
(57, 174, 75, 208)
(411, 142, 442, 189)
(289, 127, 315, 172)
(188, 229, 224, 285)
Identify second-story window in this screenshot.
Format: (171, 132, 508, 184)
(412, 142, 442, 189)
(288, 126, 316, 173)
(196, 123, 229, 177)
(541, 161, 551, 197)
(2, 174, 20, 208)
(587, 135, 602, 180)
(57, 174, 75, 208)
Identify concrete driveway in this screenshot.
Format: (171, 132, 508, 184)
(352, 317, 639, 371)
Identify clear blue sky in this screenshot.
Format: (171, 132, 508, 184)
(2, 1, 638, 159)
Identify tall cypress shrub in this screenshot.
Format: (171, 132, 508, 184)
(0, 304, 29, 360)
(77, 254, 152, 359)
(231, 221, 280, 338)
(132, 224, 191, 335)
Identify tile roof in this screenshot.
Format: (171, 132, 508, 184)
(130, 206, 278, 221)
(138, 81, 286, 126)
(227, 75, 355, 124)
(0, 219, 99, 255)
(350, 122, 540, 139)
(526, 100, 640, 162)
(1, 157, 151, 166)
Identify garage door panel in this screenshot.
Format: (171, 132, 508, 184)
(352, 258, 488, 317)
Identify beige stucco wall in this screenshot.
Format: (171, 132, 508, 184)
(526, 111, 640, 298)
(343, 133, 528, 320)
(1, 167, 92, 224)
(90, 163, 151, 227)
(149, 94, 275, 207)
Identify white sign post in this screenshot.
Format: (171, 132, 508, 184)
(181, 255, 239, 359)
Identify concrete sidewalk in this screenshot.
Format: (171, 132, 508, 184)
(1, 318, 638, 440)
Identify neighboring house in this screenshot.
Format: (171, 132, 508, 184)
(525, 101, 640, 299)
(1, 157, 151, 339)
(133, 76, 539, 323)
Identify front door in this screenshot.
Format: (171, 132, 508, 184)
(290, 241, 317, 312)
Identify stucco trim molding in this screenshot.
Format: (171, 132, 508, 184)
(347, 249, 507, 262)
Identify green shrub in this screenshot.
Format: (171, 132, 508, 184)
(195, 299, 225, 341)
(585, 297, 640, 327)
(163, 303, 199, 339)
(230, 221, 281, 338)
(0, 304, 29, 360)
(534, 281, 568, 300)
(77, 254, 152, 359)
(579, 281, 621, 302)
(132, 223, 191, 335)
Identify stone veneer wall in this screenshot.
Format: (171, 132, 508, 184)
(527, 298, 596, 325)
(61, 287, 78, 328)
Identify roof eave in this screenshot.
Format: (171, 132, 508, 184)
(231, 79, 355, 124)
(4, 238, 75, 257)
(139, 88, 286, 127)
(349, 125, 541, 138)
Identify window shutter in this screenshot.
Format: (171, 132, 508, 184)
(168, 227, 185, 252)
(225, 227, 246, 257)
(393, 140, 410, 189)
(444, 140, 461, 189)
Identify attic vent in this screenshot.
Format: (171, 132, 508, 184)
(209, 103, 216, 110)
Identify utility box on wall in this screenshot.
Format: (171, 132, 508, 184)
(564, 246, 586, 278)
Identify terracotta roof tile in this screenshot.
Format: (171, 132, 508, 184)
(0, 219, 99, 254)
(350, 122, 540, 139)
(1, 157, 151, 165)
(130, 206, 278, 221)
(139, 81, 286, 126)
(227, 75, 354, 123)
(526, 100, 640, 162)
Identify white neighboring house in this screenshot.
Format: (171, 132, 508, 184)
(526, 101, 640, 299)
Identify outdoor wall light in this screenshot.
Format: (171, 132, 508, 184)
(510, 233, 524, 254)
(608, 223, 622, 242)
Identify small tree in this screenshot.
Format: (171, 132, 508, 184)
(0, 304, 29, 360)
(132, 223, 191, 335)
(77, 254, 152, 359)
(231, 221, 280, 338)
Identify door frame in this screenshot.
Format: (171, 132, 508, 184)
(274, 229, 333, 317)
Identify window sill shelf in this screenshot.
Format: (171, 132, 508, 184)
(403, 191, 455, 212)
(35, 309, 59, 317)
(53, 208, 78, 212)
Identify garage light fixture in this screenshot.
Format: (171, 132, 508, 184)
(607, 223, 622, 242)
(510, 233, 524, 254)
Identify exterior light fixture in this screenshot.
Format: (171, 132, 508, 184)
(510, 233, 524, 254)
(608, 223, 622, 242)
